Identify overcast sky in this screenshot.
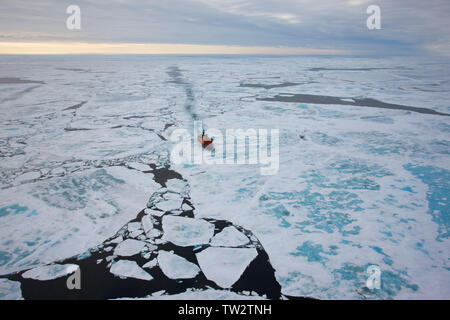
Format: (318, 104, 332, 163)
(0, 0, 449, 55)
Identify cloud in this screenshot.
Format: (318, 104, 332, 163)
(0, 0, 448, 56)
(347, 0, 372, 6)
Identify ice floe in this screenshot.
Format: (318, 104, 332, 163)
(141, 215, 153, 235)
(157, 251, 200, 279)
(155, 199, 183, 212)
(210, 226, 250, 247)
(21, 264, 79, 281)
(196, 247, 258, 288)
(162, 216, 214, 246)
(0, 279, 23, 300)
(181, 203, 193, 211)
(127, 222, 142, 233)
(110, 260, 153, 281)
(145, 208, 165, 217)
(165, 179, 189, 194)
(14, 171, 41, 183)
(113, 239, 146, 257)
(142, 259, 158, 269)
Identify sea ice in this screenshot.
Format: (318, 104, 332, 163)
(161, 216, 214, 246)
(145, 208, 165, 217)
(126, 162, 151, 172)
(210, 227, 250, 247)
(21, 264, 79, 281)
(163, 192, 184, 202)
(110, 260, 153, 281)
(142, 259, 158, 269)
(196, 247, 257, 288)
(155, 199, 183, 212)
(14, 171, 40, 183)
(0, 279, 23, 300)
(127, 222, 142, 233)
(181, 203, 193, 211)
(147, 229, 162, 238)
(110, 235, 123, 244)
(141, 215, 153, 235)
(130, 229, 143, 238)
(157, 251, 200, 279)
(113, 239, 146, 257)
(165, 179, 189, 194)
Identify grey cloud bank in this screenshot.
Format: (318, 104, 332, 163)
(0, 0, 449, 56)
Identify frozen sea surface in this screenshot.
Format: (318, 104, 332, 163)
(0, 55, 449, 299)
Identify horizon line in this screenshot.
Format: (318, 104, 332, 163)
(0, 41, 351, 55)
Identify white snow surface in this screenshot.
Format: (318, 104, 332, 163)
(161, 216, 215, 247)
(110, 260, 153, 281)
(157, 251, 200, 279)
(0, 279, 23, 300)
(196, 247, 258, 288)
(114, 239, 147, 257)
(21, 264, 79, 281)
(0, 55, 449, 299)
(210, 226, 250, 247)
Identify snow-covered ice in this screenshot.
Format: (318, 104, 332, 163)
(0, 55, 449, 299)
(114, 239, 146, 257)
(21, 264, 79, 281)
(141, 215, 153, 236)
(210, 226, 250, 247)
(145, 208, 165, 217)
(161, 216, 215, 247)
(166, 179, 189, 194)
(0, 279, 23, 300)
(157, 251, 200, 279)
(110, 260, 153, 281)
(142, 259, 158, 269)
(196, 247, 258, 288)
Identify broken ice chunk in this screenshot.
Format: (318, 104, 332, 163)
(130, 229, 144, 238)
(162, 216, 214, 247)
(163, 192, 183, 201)
(155, 199, 183, 212)
(127, 222, 142, 233)
(165, 179, 188, 194)
(0, 279, 23, 300)
(195, 247, 257, 288)
(141, 215, 153, 235)
(145, 208, 165, 217)
(145, 244, 157, 251)
(77, 251, 92, 261)
(210, 226, 250, 247)
(15, 171, 40, 183)
(142, 259, 157, 269)
(147, 229, 162, 238)
(181, 203, 193, 211)
(141, 252, 151, 259)
(157, 251, 200, 279)
(110, 260, 153, 281)
(110, 235, 123, 244)
(114, 239, 146, 257)
(21, 264, 79, 281)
